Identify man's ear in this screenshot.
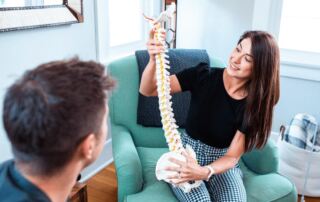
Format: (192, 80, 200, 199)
(79, 134, 96, 160)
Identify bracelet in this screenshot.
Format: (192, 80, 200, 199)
(205, 165, 215, 181)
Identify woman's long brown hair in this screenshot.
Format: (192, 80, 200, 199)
(240, 31, 280, 151)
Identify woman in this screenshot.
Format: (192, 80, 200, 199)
(139, 30, 280, 202)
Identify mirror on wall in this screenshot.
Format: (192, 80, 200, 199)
(0, 0, 63, 7)
(0, 0, 83, 32)
(162, 0, 177, 48)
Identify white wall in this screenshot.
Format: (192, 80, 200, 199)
(176, 0, 255, 61)
(274, 77, 320, 131)
(0, 0, 97, 163)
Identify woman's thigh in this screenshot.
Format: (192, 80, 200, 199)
(170, 182, 211, 202)
(206, 168, 246, 202)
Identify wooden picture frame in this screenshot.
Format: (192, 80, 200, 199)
(0, 0, 83, 32)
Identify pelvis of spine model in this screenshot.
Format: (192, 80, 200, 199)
(144, 3, 202, 193)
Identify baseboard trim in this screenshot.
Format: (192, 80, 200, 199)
(79, 139, 113, 183)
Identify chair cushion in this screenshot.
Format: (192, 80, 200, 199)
(125, 181, 178, 202)
(125, 147, 178, 202)
(136, 147, 169, 186)
(240, 160, 297, 202)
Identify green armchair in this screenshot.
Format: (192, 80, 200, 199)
(108, 54, 297, 202)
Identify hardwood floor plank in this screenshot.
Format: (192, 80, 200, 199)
(87, 163, 117, 202)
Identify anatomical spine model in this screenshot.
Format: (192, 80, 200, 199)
(143, 3, 202, 193)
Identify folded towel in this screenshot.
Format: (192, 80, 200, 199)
(284, 113, 320, 152)
(136, 49, 209, 127)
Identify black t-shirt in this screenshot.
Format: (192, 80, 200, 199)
(176, 63, 247, 148)
(0, 160, 51, 202)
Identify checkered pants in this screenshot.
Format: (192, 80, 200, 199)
(169, 133, 247, 202)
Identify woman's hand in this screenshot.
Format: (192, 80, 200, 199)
(146, 29, 166, 62)
(165, 150, 209, 185)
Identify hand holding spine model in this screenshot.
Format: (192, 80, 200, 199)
(144, 3, 202, 193)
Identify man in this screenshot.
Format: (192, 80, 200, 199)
(0, 58, 115, 202)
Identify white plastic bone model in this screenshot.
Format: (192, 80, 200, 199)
(144, 3, 202, 193)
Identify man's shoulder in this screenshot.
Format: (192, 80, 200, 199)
(0, 159, 14, 175)
(0, 159, 51, 202)
(0, 160, 18, 199)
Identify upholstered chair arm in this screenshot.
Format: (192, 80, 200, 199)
(112, 124, 143, 202)
(241, 139, 279, 174)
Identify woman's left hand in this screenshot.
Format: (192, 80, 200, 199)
(165, 150, 209, 185)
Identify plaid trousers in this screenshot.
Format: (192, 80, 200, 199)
(169, 133, 246, 202)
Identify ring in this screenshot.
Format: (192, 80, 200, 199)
(178, 171, 181, 179)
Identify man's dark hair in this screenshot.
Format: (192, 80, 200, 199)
(3, 58, 116, 175)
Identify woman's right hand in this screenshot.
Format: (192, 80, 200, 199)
(146, 29, 166, 62)
(140, 29, 182, 96)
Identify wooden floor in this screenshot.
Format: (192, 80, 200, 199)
(87, 163, 117, 202)
(300, 197, 320, 202)
(87, 163, 320, 202)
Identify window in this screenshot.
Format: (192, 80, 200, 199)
(108, 0, 143, 47)
(278, 0, 320, 69)
(107, 0, 154, 51)
(94, 0, 160, 63)
(107, 0, 147, 53)
(253, 0, 320, 80)
(279, 0, 320, 53)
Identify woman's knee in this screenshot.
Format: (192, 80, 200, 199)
(208, 169, 246, 201)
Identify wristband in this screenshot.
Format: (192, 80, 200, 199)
(205, 165, 215, 181)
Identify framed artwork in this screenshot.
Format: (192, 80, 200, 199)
(0, 0, 83, 32)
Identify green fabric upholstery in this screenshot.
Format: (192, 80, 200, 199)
(111, 125, 143, 201)
(108, 55, 167, 148)
(125, 147, 178, 202)
(240, 160, 297, 202)
(109, 53, 297, 202)
(242, 139, 279, 174)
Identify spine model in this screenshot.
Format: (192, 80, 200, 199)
(144, 3, 202, 193)
(154, 25, 183, 153)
